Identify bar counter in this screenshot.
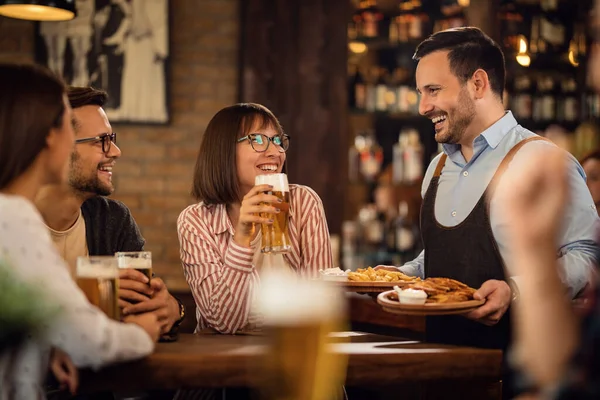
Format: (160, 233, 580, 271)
(79, 331, 502, 397)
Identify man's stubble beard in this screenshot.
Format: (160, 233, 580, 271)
(437, 87, 477, 145)
(68, 151, 114, 197)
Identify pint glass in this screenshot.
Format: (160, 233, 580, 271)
(76, 256, 120, 320)
(116, 251, 153, 282)
(258, 271, 348, 400)
(255, 173, 291, 253)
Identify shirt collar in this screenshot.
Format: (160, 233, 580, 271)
(442, 111, 518, 155)
(202, 203, 231, 235)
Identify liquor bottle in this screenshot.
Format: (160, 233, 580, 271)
(358, 129, 383, 182)
(348, 133, 362, 183)
(389, 15, 400, 44)
(350, 66, 366, 110)
(403, 129, 424, 184)
(498, 0, 524, 52)
(512, 75, 533, 120)
(359, 0, 382, 38)
(358, 204, 384, 251)
(375, 68, 388, 112)
(365, 67, 378, 112)
(392, 130, 406, 185)
(540, 76, 556, 121)
(558, 78, 578, 122)
(538, 4, 566, 54)
(394, 201, 417, 264)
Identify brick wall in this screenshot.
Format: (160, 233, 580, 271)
(0, 0, 240, 291)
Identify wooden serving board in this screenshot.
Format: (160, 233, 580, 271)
(377, 290, 485, 315)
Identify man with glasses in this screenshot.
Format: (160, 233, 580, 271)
(35, 87, 185, 342)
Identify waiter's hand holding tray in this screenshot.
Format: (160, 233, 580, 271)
(320, 266, 419, 294)
(377, 277, 485, 315)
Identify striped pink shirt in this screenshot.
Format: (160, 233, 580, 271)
(177, 184, 333, 334)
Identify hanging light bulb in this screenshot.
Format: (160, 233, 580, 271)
(0, 0, 76, 21)
(516, 35, 531, 67)
(348, 41, 368, 54)
(457, 0, 470, 7)
(567, 38, 580, 67)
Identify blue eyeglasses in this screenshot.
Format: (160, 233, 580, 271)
(237, 133, 290, 153)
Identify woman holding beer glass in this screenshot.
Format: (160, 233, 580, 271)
(178, 103, 334, 334)
(0, 64, 161, 398)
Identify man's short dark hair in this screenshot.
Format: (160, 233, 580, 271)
(413, 27, 506, 98)
(67, 86, 108, 109)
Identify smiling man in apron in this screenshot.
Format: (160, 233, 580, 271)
(380, 27, 599, 397)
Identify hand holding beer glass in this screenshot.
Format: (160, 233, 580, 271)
(75, 256, 161, 341)
(116, 251, 154, 308)
(255, 173, 291, 253)
(116, 251, 180, 335)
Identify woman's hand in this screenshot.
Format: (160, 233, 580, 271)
(233, 184, 282, 247)
(49, 348, 78, 395)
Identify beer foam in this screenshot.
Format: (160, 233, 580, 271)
(76, 264, 118, 279)
(117, 257, 152, 269)
(255, 173, 289, 192)
(257, 268, 346, 325)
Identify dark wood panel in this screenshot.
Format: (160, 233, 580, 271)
(240, 0, 350, 235)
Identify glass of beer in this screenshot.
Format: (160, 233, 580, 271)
(76, 256, 120, 320)
(115, 251, 152, 283)
(255, 173, 291, 253)
(257, 270, 348, 400)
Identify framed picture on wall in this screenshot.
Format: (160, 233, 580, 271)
(34, 0, 169, 124)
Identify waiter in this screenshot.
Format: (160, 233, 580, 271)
(381, 27, 598, 352)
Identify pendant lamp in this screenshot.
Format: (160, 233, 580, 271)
(0, 1, 76, 21)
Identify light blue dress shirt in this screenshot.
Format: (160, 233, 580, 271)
(400, 111, 599, 297)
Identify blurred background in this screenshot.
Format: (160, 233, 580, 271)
(0, 0, 598, 333)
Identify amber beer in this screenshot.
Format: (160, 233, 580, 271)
(255, 173, 292, 253)
(258, 271, 348, 400)
(76, 256, 120, 320)
(116, 251, 152, 282)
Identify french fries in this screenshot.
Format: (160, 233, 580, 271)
(347, 267, 418, 283)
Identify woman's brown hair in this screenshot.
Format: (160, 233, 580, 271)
(0, 63, 66, 189)
(580, 149, 600, 165)
(191, 103, 285, 205)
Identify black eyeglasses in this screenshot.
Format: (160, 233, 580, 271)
(237, 133, 290, 153)
(75, 132, 117, 154)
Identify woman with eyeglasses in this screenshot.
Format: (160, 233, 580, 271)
(0, 63, 161, 399)
(177, 103, 334, 334)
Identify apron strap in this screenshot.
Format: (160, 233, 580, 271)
(433, 154, 448, 177)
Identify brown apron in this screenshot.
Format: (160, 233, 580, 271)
(421, 137, 546, 350)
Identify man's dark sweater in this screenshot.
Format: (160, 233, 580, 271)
(81, 196, 145, 255)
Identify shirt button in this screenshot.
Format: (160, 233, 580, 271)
(451, 211, 457, 217)
(463, 171, 469, 177)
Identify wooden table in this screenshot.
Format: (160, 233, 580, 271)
(79, 332, 502, 394)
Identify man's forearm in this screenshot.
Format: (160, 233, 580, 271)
(399, 250, 425, 278)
